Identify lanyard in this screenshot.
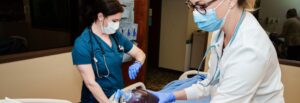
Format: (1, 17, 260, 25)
(228, 10, 246, 46)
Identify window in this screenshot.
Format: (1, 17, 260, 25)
(0, 0, 80, 58)
(30, 0, 71, 31)
(258, 0, 300, 62)
(0, 0, 84, 64)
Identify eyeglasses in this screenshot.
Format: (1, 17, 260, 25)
(185, 0, 217, 15)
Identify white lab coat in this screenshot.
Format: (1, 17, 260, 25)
(184, 12, 284, 103)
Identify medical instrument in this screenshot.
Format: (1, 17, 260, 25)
(197, 44, 221, 87)
(88, 27, 124, 78)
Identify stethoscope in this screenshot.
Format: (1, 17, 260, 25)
(196, 10, 246, 87)
(197, 43, 221, 87)
(88, 27, 124, 78)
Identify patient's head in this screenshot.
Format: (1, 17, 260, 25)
(122, 88, 159, 103)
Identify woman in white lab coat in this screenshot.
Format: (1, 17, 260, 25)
(149, 0, 284, 103)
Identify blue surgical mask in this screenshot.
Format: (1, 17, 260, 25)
(193, 0, 231, 32)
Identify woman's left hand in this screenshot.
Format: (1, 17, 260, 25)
(147, 90, 176, 103)
(128, 61, 142, 80)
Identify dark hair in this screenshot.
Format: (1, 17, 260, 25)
(286, 8, 298, 19)
(80, 0, 124, 27)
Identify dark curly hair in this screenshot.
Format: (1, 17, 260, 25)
(80, 0, 124, 27)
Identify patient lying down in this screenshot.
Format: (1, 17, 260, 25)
(112, 88, 159, 103)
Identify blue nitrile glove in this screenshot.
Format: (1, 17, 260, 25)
(128, 61, 142, 80)
(113, 89, 124, 101)
(148, 90, 176, 103)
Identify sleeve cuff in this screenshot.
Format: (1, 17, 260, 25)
(184, 84, 206, 100)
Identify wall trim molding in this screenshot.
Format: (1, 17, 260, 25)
(279, 59, 300, 67)
(0, 47, 72, 64)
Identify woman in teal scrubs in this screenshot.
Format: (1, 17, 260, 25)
(72, 0, 146, 102)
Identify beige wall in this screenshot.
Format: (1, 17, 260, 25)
(159, 0, 197, 71)
(186, 9, 198, 40)
(159, 0, 188, 71)
(281, 64, 300, 103)
(0, 53, 82, 102)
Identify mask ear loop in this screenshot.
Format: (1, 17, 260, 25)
(213, 0, 225, 10)
(219, 6, 231, 25)
(219, 0, 234, 27)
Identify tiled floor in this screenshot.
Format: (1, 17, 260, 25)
(145, 67, 183, 91)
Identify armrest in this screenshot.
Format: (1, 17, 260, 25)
(179, 70, 207, 80)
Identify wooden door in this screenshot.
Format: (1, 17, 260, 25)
(122, 0, 149, 86)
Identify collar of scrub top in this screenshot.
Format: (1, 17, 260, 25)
(196, 9, 246, 87)
(89, 27, 124, 54)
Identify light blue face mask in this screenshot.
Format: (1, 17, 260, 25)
(193, 0, 231, 32)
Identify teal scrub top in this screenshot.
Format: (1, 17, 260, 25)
(72, 27, 133, 102)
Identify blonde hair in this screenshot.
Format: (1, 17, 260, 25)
(239, 0, 256, 11)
